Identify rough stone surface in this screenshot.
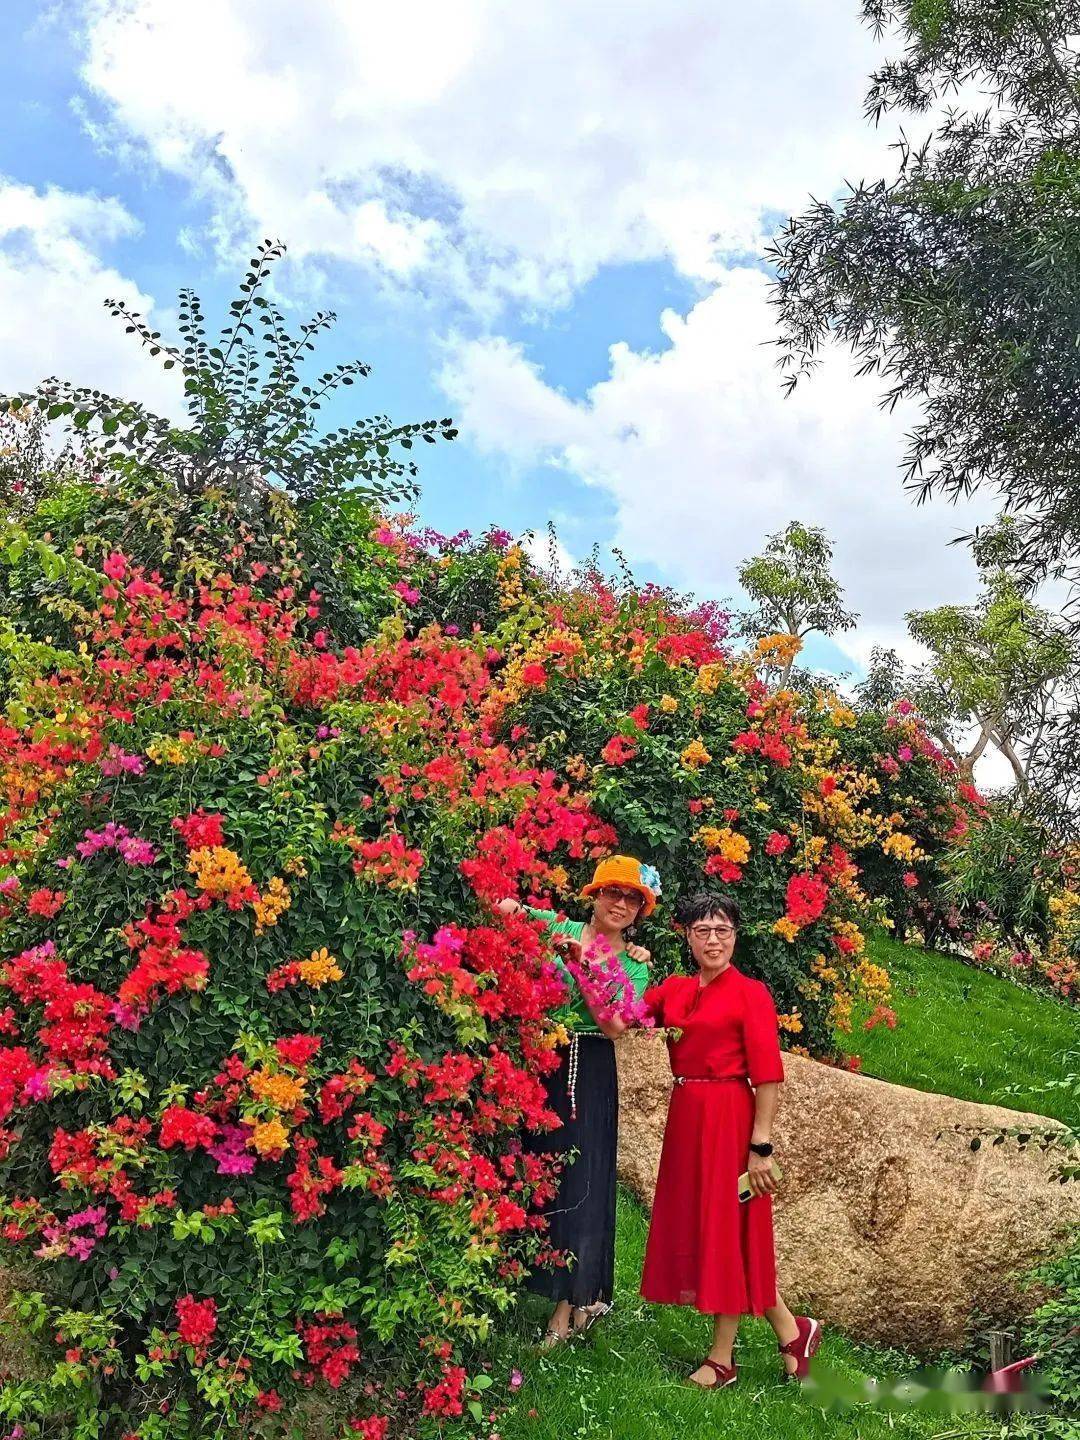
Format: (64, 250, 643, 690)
(615, 1030, 1080, 1351)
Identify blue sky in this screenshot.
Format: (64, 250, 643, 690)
(0, 1, 997, 682)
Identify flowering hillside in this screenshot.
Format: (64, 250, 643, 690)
(0, 468, 980, 1438)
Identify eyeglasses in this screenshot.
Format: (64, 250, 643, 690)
(597, 886, 644, 907)
(688, 924, 736, 941)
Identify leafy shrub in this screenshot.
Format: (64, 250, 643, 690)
(0, 256, 982, 1436)
(1021, 1243, 1080, 1419)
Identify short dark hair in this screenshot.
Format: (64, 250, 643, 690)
(675, 892, 741, 929)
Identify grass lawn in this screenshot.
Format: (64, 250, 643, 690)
(842, 932, 1080, 1126)
(496, 937, 1077, 1437)
(495, 1192, 993, 1440)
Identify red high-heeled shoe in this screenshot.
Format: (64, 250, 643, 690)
(778, 1316, 821, 1380)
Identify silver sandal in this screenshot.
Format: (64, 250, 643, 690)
(572, 1300, 614, 1335)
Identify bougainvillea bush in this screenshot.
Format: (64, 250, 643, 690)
(0, 330, 985, 1436)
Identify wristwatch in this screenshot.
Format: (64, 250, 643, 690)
(749, 1141, 774, 1158)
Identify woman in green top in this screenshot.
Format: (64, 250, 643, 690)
(499, 854, 660, 1347)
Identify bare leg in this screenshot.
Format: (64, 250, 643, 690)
(689, 1314, 739, 1386)
(539, 1299, 573, 1348)
(765, 1294, 801, 1375)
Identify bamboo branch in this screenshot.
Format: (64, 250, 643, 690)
(1027, 8, 1080, 121)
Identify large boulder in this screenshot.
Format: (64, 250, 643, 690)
(615, 1031, 1080, 1352)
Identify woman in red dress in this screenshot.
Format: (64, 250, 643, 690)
(639, 892, 821, 1387)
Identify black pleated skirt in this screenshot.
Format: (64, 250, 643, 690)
(523, 1033, 618, 1307)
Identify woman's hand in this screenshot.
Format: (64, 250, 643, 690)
(551, 934, 582, 963)
(624, 943, 651, 966)
(496, 897, 523, 917)
(746, 1151, 778, 1198)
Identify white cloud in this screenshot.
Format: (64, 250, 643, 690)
(74, 0, 899, 307)
(441, 267, 1000, 654)
(443, 275, 1020, 790)
(0, 177, 178, 411)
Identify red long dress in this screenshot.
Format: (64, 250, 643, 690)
(639, 964, 785, 1316)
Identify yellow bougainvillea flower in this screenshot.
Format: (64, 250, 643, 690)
(295, 948, 344, 987)
(830, 990, 854, 1033)
(187, 845, 254, 898)
(245, 1117, 290, 1156)
(777, 1011, 804, 1034)
(253, 875, 291, 934)
(853, 957, 891, 1005)
(755, 633, 803, 666)
(693, 826, 751, 865)
(773, 917, 800, 943)
(811, 953, 839, 984)
(693, 663, 725, 695)
(680, 739, 712, 770)
(882, 831, 925, 862)
(539, 1023, 571, 1050)
(659, 694, 679, 713)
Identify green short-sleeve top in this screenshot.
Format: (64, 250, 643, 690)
(525, 906, 651, 1032)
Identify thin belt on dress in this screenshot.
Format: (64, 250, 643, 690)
(566, 1029, 608, 1121)
(673, 1074, 749, 1085)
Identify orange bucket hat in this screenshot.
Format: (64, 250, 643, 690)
(580, 855, 661, 917)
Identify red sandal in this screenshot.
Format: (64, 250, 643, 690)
(688, 1358, 738, 1389)
(778, 1315, 821, 1380)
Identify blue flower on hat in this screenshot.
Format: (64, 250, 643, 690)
(639, 863, 661, 897)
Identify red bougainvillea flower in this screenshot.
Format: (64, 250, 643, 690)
(348, 1417, 390, 1439)
(520, 662, 548, 688)
(352, 834, 424, 890)
(275, 1034, 323, 1069)
(785, 873, 829, 926)
(600, 735, 637, 766)
(171, 809, 226, 850)
(175, 1294, 217, 1347)
(765, 831, 792, 857)
(730, 730, 761, 755)
(158, 1106, 218, 1152)
(27, 889, 66, 918)
(760, 733, 792, 767)
(704, 855, 743, 883)
(420, 1362, 468, 1417)
(298, 1313, 360, 1388)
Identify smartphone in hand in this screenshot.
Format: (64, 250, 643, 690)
(737, 1161, 783, 1202)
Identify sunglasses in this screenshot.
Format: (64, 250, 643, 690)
(688, 924, 736, 941)
(596, 886, 644, 907)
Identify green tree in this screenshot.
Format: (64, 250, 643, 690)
(0, 239, 456, 511)
(737, 521, 857, 686)
(905, 568, 1075, 789)
(771, 4, 1080, 579)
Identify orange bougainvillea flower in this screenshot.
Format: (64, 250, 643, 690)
(186, 846, 257, 906)
(248, 1068, 306, 1112)
(680, 739, 711, 769)
(266, 948, 344, 994)
(245, 1116, 291, 1158)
